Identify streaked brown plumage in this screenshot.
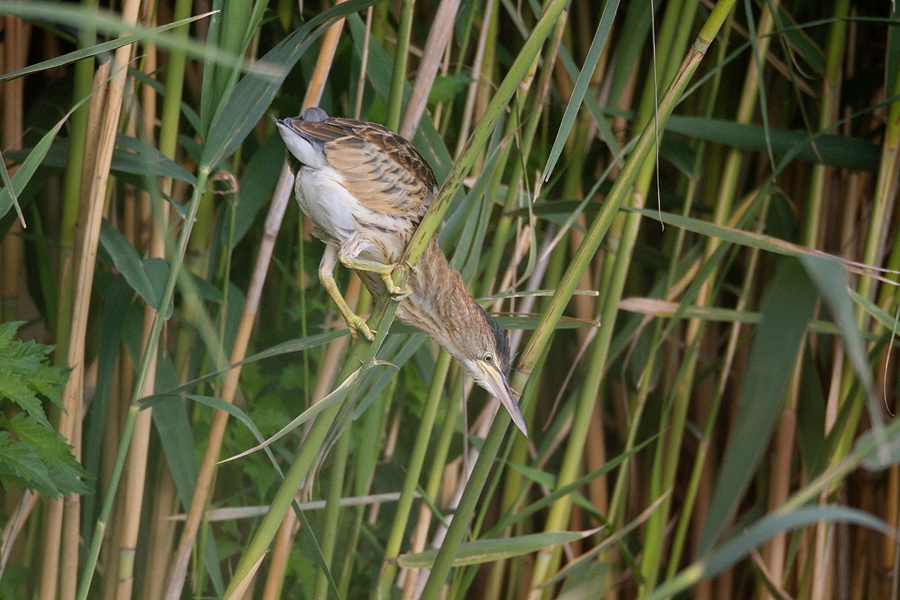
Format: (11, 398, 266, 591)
(276, 107, 527, 436)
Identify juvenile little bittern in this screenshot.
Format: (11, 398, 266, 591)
(276, 107, 527, 436)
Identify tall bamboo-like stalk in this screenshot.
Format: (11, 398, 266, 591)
(0, 15, 27, 324)
(39, 2, 143, 596)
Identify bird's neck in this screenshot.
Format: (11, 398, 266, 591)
(398, 238, 492, 347)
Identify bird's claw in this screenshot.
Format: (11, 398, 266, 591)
(387, 282, 412, 301)
(404, 260, 419, 276)
(345, 314, 375, 341)
(383, 263, 412, 301)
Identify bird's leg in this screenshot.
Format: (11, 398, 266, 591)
(319, 246, 375, 341)
(338, 254, 411, 300)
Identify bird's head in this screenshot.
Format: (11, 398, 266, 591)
(275, 107, 331, 174)
(454, 307, 528, 437)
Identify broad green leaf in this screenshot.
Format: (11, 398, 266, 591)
(148, 392, 281, 476)
(397, 529, 601, 569)
(800, 255, 876, 405)
(113, 134, 197, 185)
(850, 290, 900, 336)
(0, 148, 22, 225)
(151, 361, 226, 594)
(0, 433, 58, 496)
(82, 277, 135, 551)
(427, 73, 472, 104)
(4, 137, 198, 185)
(771, 7, 825, 75)
(698, 259, 818, 553)
(159, 331, 345, 396)
(625, 206, 890, 286)
(664, 115, 879, 171)
(99, 220, 164, 310)
(490, 435, 659, 536)
(541, 492, 671, 588)
(218, 367, 364, 465)
(231, 133, 284, 246)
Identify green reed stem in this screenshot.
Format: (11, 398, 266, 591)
(76, 167, 211, 600)
(386, 0, 414, 130)
(314, 428, 351, 599)
(55, 0, 98, 360)
(376, 351, 452, 597)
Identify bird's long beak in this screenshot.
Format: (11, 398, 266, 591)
(478, 363, 528, 437)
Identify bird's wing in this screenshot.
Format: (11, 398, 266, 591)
(296, 118, 437, 218)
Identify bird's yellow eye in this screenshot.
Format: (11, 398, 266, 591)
(483, 352, 494, 364)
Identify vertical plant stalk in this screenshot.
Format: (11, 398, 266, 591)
(418, 1, 738, 597)
(41, 1, 141, 595)
(162, 8, 349, 597)
(313, 430, 351, 599)
(77, 157, 211, 600)
(114, 4, 176, 598)
(161, 168, 290, 600)
(629, 0, 705, 591)
(768, 4, 851, 599)
(453, 0, 495, 158)
(386, 0, 415, 130)
(375, 351, 452, 597)
(41, 13, 100, 597)
(0, 14, 30, 579)
(530, 1, 698, 591)
(222, 293, 403, 599)
(399, 375, 463, 600)
(55, 0, 98, 359)
(261, 334, 349, 600)
(624, 4, 775, 593)
(832, 6, 900, 463)
(399, 0, 461, 139)
(0, 15, 28, 322)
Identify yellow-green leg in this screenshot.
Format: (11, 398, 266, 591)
(338, 254, 411, 300)
(319, 246, 374, 341)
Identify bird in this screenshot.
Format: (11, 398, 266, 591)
(275, 107, 528, 436)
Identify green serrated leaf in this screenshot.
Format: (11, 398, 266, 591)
(0, 433, 58, 496)
(0, 322, 67, 426)
(0, 415, 90, 497)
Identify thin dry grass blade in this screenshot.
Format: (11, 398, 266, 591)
(400, 0, 461, 139)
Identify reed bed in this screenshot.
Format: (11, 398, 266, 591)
(0, 1, 898, 599)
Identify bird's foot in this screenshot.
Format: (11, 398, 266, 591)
(344, 313, 375, 341)
(380, 263, 413, 301)
(382, 275, 411, 301)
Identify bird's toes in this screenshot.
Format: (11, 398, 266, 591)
(346, 314, 375, 341)
(404, 260, 420, 276)
(388, 284, 412, 301)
